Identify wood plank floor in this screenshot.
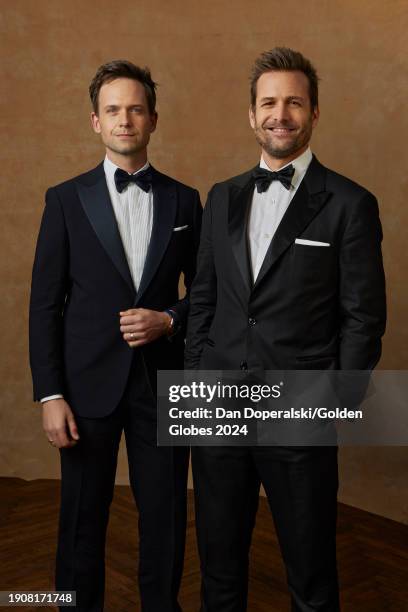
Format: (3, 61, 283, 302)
(0, 478, 407, 611)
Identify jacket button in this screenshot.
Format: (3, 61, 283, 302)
(248, 317, 257, 326)
(240, 361, 248, 371)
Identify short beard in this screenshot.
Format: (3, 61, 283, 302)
(254, 119, 313, 160)
(258, 138, 299, 159)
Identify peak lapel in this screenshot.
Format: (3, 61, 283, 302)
(76, 166, 135, 293)
(135, 168, 177, 304)
(253, 156, 331, 290)
(228, 175, 255, 293)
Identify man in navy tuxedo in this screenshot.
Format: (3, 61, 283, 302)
(185, 48, 386, 611)
(30, 60, 202, 611)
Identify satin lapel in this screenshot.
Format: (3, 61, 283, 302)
(135, 169, 177, 305)
(228, 176, 255, 293)
(76, 169, 135, 293)
(253, 156, 331, 290)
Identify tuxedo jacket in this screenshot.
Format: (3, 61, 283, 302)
(30, 163, 202, 417)
(185, 156, 386, 372)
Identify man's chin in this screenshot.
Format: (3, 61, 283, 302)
(108, 145, 142, 157)
(264, 144, 299, 160)
(256, 134, 299, 160)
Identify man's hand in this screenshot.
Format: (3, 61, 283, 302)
(42, 399, 80, 449)
(120, 308, 171, 348)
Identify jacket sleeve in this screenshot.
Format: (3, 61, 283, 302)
(184, 187, 218, 369)
(29, 187, 69, 400)
(338, 192, 386, 370)
(166, 189, 203, 337)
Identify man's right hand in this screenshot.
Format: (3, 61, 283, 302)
(42, 399, 80, 449)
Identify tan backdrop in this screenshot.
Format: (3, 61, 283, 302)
(0, 0, 407, 523)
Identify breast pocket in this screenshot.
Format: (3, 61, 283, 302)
(166, 225, 190, 260)
(291, 243, 336, 285)
(293, 242, 331, 256)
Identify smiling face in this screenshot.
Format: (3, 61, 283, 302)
(249, 70, 319, 169)
(91, 77, 157, 169)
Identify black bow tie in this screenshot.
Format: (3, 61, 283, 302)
(252, 165, 295, 193)
(114, 167, 153, 193)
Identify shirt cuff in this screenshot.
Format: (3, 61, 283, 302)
(164, 309, 181, 339)
(40, 394, 64, 403)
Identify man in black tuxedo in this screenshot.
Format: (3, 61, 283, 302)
(29, 60, 202, 611)
(185, 48, 386, 611)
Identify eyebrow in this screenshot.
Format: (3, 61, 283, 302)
(260, 96, 305, 103)
(104, 104, 145, 110)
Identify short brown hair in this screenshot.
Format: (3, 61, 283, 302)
(250, 47, 319, 109)
(89, 60, 157, 114)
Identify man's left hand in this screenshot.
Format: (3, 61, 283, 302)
(120, 308, 171, 347)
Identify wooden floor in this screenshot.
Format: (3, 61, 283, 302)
(0, 477, 407, 611)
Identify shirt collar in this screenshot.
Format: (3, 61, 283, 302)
(103, 155, 150, 182)
(260, 147, 313, 187)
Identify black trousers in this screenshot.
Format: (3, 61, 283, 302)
(56, 353, 189, 612)
(192, 446, 339, 612)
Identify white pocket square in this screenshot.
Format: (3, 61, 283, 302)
(295, 238, 330, 247)
(173, 225, 189, 232)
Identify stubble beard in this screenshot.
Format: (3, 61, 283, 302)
(254, 119, 313, 160)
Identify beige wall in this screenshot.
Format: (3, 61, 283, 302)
(1, 0, 407, 523)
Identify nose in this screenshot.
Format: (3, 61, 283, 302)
(118, 109, 131, 126)
(272, 100, 289, 123)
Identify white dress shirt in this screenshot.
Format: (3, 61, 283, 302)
(41, 156, 153, 403)
(248, 147, 313, 280)
(104, 155, 153, 291)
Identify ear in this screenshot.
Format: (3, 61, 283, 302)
(312, 106, 320, 128)
(149, 111, 158, 134)
(91, 112, 101, 134)
(249, 105, 256, 130)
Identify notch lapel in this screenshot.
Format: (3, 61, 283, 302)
(228, 174, 255, 293)
(135, 168, 177, 304)
(253, 156, 331, 290)
(76, 165, 135, 293)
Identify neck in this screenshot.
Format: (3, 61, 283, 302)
(106, 149, 148, 173)
(262, 143, 309, 171)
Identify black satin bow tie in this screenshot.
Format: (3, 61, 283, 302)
(114, 167, 153, 193)
(252, 165, 295, 193)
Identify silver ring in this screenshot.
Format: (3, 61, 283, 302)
(130, 333, 135, 339)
